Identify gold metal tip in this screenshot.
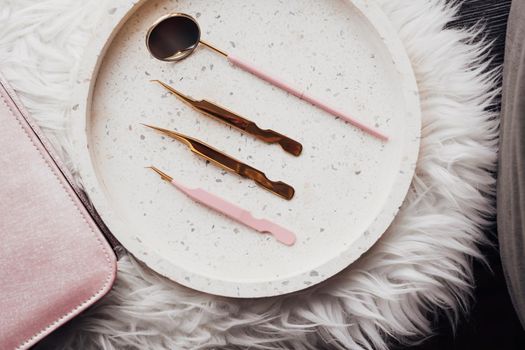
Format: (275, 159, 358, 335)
(141, 123, 169, 133)
(147, 166, 173, 182)
(151, 80, 195, 103)
(141, 123, 193, 149)
(151, 79, 165, 87)
(199, 40, 228, 58)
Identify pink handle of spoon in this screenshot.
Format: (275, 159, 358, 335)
(227, 54, 388, 141)
(170, 178, 296, 246)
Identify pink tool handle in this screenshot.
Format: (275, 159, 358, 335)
(170, 179, 296, 246)
(227, 54, 389, 141)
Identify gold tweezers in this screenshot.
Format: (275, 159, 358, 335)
(152, 80, 303, 156)
(143, 124, 295, 200)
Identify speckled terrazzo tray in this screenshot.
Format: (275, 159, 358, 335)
(70, 0, 421, 297)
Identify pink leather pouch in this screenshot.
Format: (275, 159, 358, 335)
(0, 73, 117, 350)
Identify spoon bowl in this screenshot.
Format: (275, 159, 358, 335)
(146, 13, 201, 61)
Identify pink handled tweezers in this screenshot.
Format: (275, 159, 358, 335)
(148, 166, 296, 246)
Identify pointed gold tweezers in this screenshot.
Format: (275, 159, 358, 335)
(152, 80, 302, 156)
(143, 124, 295, 200)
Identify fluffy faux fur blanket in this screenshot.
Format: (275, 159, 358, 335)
(0, 0, 499, 349)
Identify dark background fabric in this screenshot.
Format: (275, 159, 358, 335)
(400, 1, 525, 349)
(448, 0, 512, 73)
(497, 0, 525, 330)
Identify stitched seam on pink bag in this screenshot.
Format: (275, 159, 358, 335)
(0, 88, 114, 350)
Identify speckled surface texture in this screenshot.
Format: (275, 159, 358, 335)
(72, 0, 420, 297)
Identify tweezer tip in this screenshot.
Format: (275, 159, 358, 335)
(140, 123, 157, 130)
(151, 79, 169, 88)
(141, 123, 181, 139)
(147, 166, 173, 182)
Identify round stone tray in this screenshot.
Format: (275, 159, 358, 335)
(71, 0, 421, 297)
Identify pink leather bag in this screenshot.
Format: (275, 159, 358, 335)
(0, 73, 117, 350)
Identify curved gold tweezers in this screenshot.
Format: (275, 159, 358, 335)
(142, 124, 295, 200)
(152, 80, 303, 156)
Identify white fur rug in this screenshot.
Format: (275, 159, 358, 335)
(0, 0, 499, 349)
